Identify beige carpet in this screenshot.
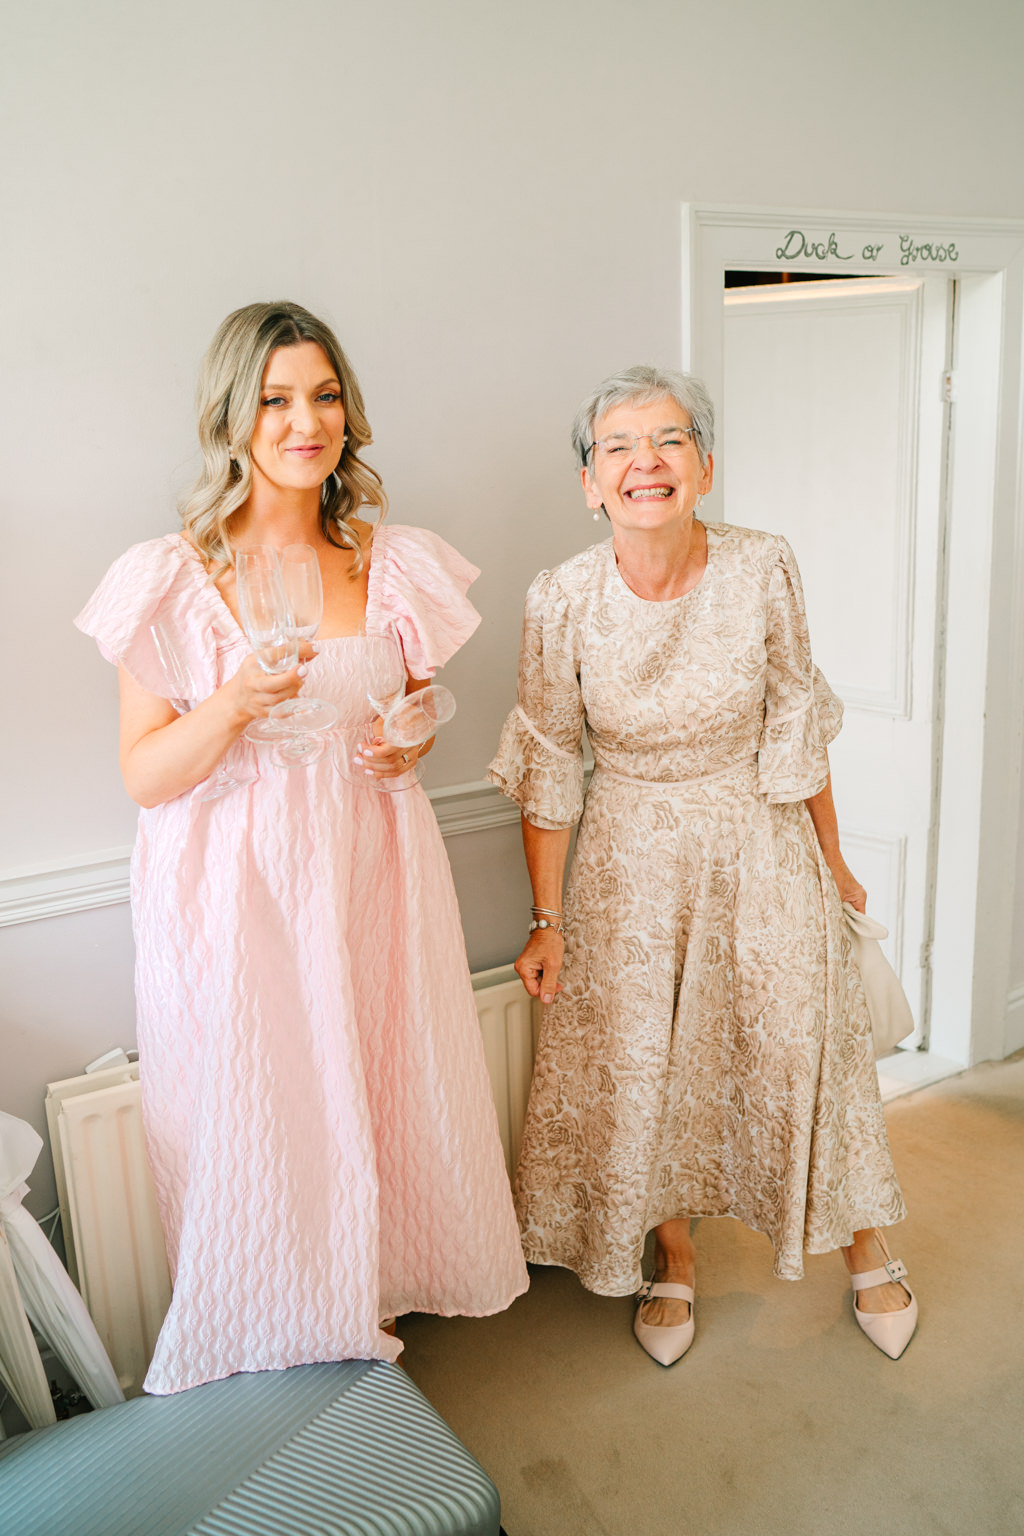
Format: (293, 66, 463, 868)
(402, 1051, 1024, 1536)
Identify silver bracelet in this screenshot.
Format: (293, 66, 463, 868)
(529, 917, 565, 935)
(530, 906, 564, 919)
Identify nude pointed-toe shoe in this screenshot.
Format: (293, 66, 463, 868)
(850, 1256, 918, 1359)
(633, 1280, 695, 1366)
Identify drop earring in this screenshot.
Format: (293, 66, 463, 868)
(593, 509, 601, 522)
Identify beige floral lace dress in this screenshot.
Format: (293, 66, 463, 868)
(488, 523, 906, 1292)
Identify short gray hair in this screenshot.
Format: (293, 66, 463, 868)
(571, 365, 716, 471)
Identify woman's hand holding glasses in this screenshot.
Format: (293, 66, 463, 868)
(148, 622, 258, 801)
(235, 544, 337, 768)
(336, 631, 456, 793)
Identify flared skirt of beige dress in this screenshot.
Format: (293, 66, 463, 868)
(513, 760, 906, 1291)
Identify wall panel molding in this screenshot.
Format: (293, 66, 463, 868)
(0, 850, 134, 928)
(0, 780, 520, 929)
(426, 779, 522, 838)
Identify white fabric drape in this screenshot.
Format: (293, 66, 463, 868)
(0, 1223, 54, 1428)
(0, 1112, 123, 1427)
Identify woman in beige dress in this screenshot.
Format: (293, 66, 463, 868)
(488, 365, 918, 1366)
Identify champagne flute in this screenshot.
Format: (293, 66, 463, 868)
(365, 632, 408, 721)
(334, 630, 406, 790)
(235, 546, 300, 744)
(267, 544, 338, 734)
(148, 622, 255, 801)
(266, 544, 337, 768)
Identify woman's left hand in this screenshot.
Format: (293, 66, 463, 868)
(355, 731, 425, 780)
(828, 856, 867, 913)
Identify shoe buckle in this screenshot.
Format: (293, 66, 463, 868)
(884, 1258, 907, 1282)
(636, 1280, 652, 1302)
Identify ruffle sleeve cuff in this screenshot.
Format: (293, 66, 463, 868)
(487, 706, 585, 831)
(757, 669, 844, 803)
(486, 568, 585, 829)
(365, 524, 481, 678)
(74, 535, 241, 702)
(811, 664, 843, 748)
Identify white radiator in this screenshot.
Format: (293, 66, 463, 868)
(472, 963, 540, 1179)
(44, 967, 537, 1392)
(45, 1064, 170, 1398)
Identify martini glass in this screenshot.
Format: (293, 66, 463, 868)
(374, 684, 456, 792)
(336, 632, 455, 792)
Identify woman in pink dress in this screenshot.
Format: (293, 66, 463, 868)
(76, 300, 527, 1394)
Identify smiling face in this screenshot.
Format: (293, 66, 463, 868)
(246, 341, 347, 499)
(581, 395, 713, 532)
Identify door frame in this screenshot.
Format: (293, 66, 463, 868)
(683, 204, 1024, 1067)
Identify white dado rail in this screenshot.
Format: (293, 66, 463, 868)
(0, 780, 522, 929)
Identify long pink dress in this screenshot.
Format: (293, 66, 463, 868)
(76, 524, 528, 1395)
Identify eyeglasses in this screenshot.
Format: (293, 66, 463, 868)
(587, 427, 698, 462)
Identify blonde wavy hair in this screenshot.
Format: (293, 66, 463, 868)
(180, 301, 387, 572)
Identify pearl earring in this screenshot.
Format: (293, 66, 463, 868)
(593, 510, 601, 521)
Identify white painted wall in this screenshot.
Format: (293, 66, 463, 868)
(4, 0, 1024, 1206)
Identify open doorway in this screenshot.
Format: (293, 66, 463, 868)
(684, 205, 1024, 1070)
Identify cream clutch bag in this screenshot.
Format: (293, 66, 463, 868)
(842, 903, 915, 1059)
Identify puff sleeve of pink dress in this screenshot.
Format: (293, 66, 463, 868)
(75, 524, 528, 1394)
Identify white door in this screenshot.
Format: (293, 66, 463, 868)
(722, 277, 953, 1041)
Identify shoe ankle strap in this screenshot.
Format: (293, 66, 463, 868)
(636, 1280, 694, 1303)
(850, 1257, 908, 1290)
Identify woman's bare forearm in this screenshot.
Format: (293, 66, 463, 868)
(120, 681, 251, 808)
(119, 644, 318, 807)
(521, 817, 573, 912)
(804, 769, 841, 861)
(804, 759, 867, 910)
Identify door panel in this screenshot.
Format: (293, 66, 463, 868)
(723, 277, 952, 1033)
